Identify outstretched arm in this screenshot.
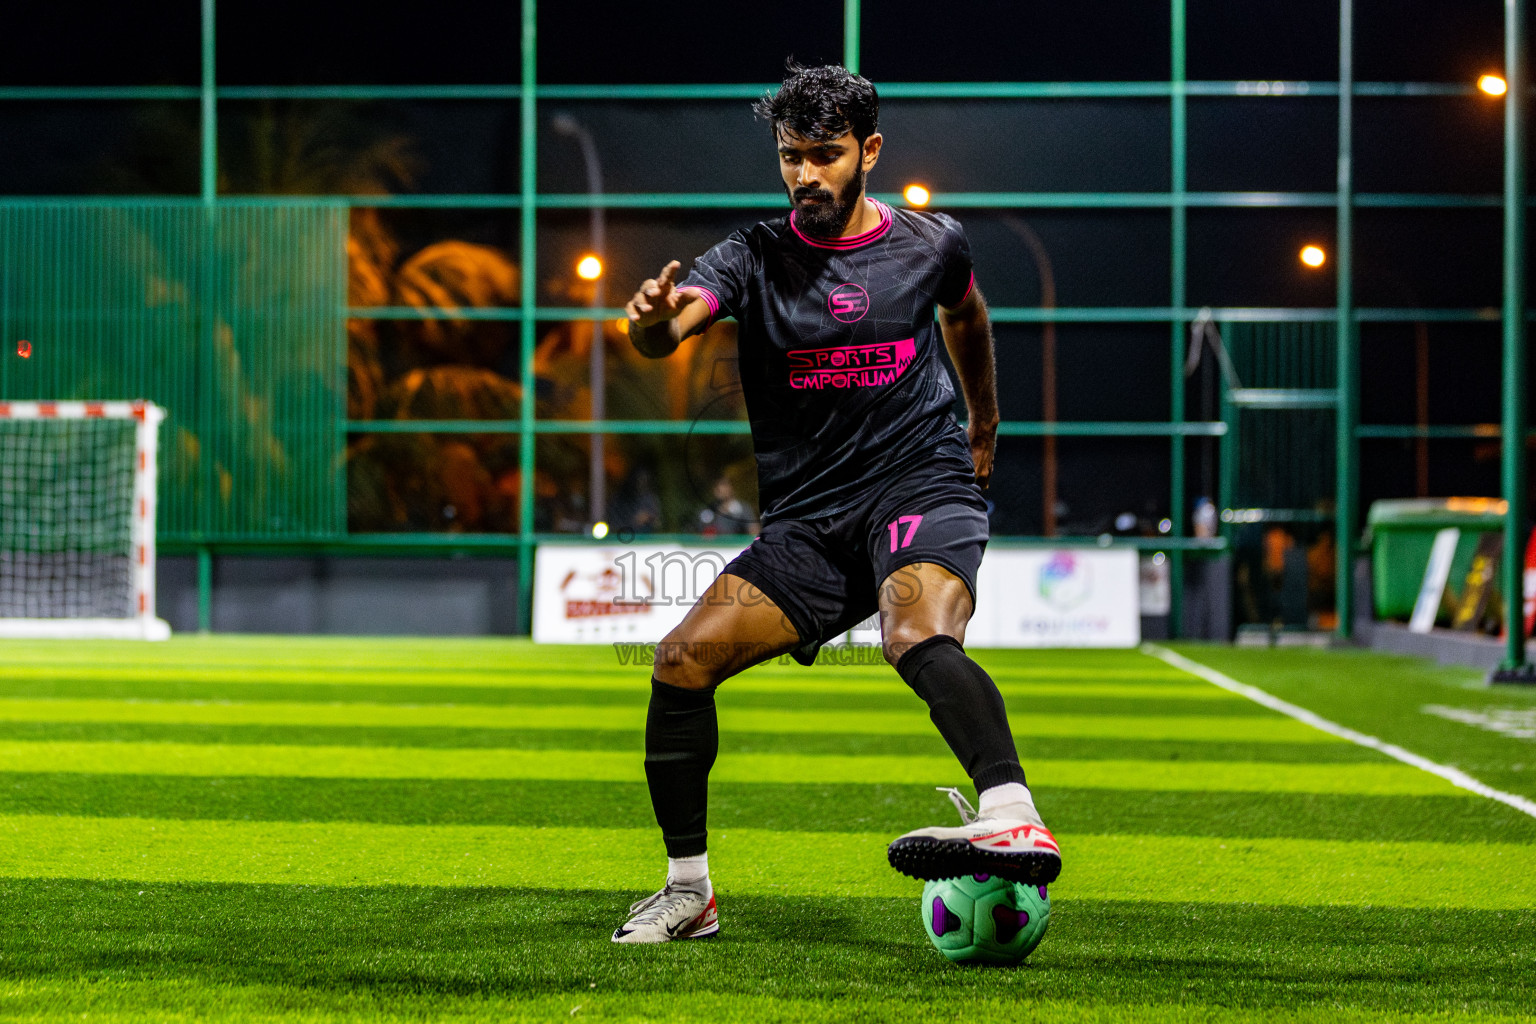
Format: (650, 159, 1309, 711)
(625, 260, 712, 358)
(938, 285, 999, 490)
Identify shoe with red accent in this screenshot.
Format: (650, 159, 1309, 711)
(611, 882, 719, 944)
(887, 787, 1061, 884)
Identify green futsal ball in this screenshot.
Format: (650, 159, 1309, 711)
(921, 874, 1051, 965)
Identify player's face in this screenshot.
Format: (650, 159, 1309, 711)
(776, 128, 882, 237)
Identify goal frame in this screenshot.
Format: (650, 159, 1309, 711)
(0, 399, 171, 640)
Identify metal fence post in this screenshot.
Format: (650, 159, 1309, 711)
(198, 0, 218, 585)
(1169, 0, 1188, 637)
(517, 0, 538, 634)
(201, 0, 216, 210)
(1497, 0, 1530, 675)
(844, 0, 860, 74)
(1334, 0, 1358, 639)
(198, 546, 213, 633)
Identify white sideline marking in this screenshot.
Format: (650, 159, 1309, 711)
(1142, 644, 1536, 821)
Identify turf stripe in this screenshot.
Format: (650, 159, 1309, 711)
(0, 813, 1528, 909)
(0, 740, 1462, 794)
(0, 638, 1174, 670)
(0, 666, 1220, 699)
(4, 981, 1530, 1024)
(1150, 645, 1536, 820)
(0, 684, 1253, 719)
(3, 892, 1534, 1024)
(0, 720, 1384, 762)
(0, 698, 1301, 740)
(1, 774, 1525, 843)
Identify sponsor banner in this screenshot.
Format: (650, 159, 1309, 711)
(532, 544, 747, 644)
(534, 544, 1139, 648)
(970, 549, 1140, 648)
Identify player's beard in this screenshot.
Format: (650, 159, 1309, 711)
(790, 166, 866, 239)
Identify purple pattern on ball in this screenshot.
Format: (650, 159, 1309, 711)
(932, 896, 962, 936)
(1038, 886, 1048, 900)
(973, 874, 990, 882)
(992, 905, 1031, 943)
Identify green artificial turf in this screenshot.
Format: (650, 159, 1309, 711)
(1, 881, 1534, 1022)
(0, 742, 1432, 793)
(0, 638, 1533, 1022)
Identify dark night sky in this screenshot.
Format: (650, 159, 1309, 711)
(0, 0, 1527, 534)
(0, 1, 1511, 85)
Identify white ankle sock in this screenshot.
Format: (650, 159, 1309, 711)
(978, 782, 1044, 827)
(667, 853, 710, 889)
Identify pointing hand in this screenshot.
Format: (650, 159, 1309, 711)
(625, 261, 693, 328)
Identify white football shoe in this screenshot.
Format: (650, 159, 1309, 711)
(610, 882, 719, 944)
(887, 787, 1062, 884)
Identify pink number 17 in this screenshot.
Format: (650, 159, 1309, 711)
(887, 514, 924, 553)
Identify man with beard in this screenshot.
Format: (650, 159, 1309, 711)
(611, 61, 1059, 944)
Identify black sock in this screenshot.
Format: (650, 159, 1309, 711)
(644, 677, 719, 858)
(895, 634, 1027, 793)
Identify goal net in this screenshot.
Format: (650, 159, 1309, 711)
(0, 400, 170, 640)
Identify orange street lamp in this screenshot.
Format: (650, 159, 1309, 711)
(1479, 74, 1509, 97)
(903, 184, 931, 206)
(576, 255, 603, 280)
(1300, 245, 1327, 268)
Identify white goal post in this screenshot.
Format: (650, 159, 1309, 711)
(0, 400, 171, 640)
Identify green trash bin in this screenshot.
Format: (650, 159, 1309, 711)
(1366, 498, 1507, 620)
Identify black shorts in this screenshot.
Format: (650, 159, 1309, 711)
(725, 453, 990, 665)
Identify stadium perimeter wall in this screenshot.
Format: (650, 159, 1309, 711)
(153, 554, 1218, 640)
(157, 556, 520, 636)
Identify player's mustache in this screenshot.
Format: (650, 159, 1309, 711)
(793, 187, 835, 203)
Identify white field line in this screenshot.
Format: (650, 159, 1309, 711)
(1142, 644, 1536, 821)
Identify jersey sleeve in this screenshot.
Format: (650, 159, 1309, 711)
(933, 214, 976, 310)
(677, 233, 753, 327)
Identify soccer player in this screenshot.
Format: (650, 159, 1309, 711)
(611, 63, 1059, 944)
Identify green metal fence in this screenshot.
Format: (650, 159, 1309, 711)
(0, 0, 1527, 642)
(0, 205, 346, 540)
(1218, 321, 1339, 521)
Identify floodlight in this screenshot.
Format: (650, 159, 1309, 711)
(1479, 74, 1508, 97)
(576, 255, 603, 280)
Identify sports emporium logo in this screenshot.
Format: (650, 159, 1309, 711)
(1038, 552, 1093, 610)
(827, 282, 870, 323)
(787, 338, 916, 390)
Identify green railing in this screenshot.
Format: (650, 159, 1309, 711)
(0, 0, 1526, 640)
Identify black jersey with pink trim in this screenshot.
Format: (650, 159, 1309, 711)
(677, 200, 977, 524)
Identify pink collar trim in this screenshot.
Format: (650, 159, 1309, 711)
(789, 199, 893, 250)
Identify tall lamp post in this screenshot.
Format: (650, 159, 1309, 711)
(552, 114, 608, 525)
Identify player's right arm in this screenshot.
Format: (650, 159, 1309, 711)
(625, 260, 710, 359)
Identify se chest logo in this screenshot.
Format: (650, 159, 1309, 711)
(827, 282, 870, 323)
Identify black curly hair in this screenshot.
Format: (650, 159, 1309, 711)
(752, 60, 880, 148)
